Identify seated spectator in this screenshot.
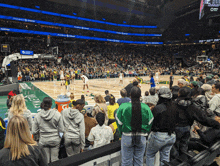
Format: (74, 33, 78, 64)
(32, 97, 64, 163)
(142, 88, 158, 106)
(107, 95, 119, 125)
(88, 112, 113, 149)
(81, 95, 88, 105)
(146, 86, 177, 166)
(109, 110, 120, 142)
(116, 86, 153, 166)
(0, 115, 48, 166)
(69, 93, 75, 107)
(177, 79, 185, 88)
(80, 109, 97, 139)
(18, 75, 22, 82)
(207, 83, 220, 116)
(201, 84, 213, 102)
(8, 90, 17, 99)
(196, 77, 203, 87)
(0, 117, 5, 150)
(6, 95, 13, 109)
(171, 86, 180, 100)
(117, 89, 131, 106)
(8, 94, 32, 132)
(92, 94, 108, 125)
(104, 90, 110, 102)
(61, 100, 85, 156)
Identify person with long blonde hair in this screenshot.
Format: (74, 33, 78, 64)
(0, 115, 48, 165)
(92, 94, 108, 125)
(8, 94, 32, 132)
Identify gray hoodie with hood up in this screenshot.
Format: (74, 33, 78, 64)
(61, 108, 85, 149)
(32, 109, 64, 146)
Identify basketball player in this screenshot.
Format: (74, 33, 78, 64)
(53, 68, 58, 86)
(81, 75, 89, 92)
(60, 68, 65, 86)
(170, 72, 174, 89)
(70, 69, 75, 84)
(119, 71, 124, 85)
(65, 72, 70, 92)
(107, 70, 110, 79)
(155, 70, 160, 84)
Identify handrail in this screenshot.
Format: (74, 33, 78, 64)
(49, 141, 121, 166)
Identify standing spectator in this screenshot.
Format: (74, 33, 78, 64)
(0, 115, 48, 166)
(116, 86, 154, 166)
(8, 94, 32, 132)
(32, 97, 64, 163)
(146, 87, 177, 166)
(117, 89, 131, 106)
(107, 95, 119, 125)
(61, 99, 85, 156)
(0, 117, 5, 150)
(92, 94, 108, 125)
(104, 90, 110, 102)
(88, 112, 113, 149)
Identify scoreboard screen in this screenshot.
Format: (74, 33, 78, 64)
(199, 0, 220, 20)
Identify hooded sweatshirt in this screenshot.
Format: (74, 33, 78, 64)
(32, 109, 64, 146)
(8, 109, 32, 132)
(61, 108, 85, 149)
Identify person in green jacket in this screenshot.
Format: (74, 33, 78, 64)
(116, 86, 154, 166)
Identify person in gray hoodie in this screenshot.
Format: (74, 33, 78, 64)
(61, 99, 85, 156)
(32, 97, 64, 163)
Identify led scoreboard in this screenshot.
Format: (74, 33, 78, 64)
(199, 0, 220, 20)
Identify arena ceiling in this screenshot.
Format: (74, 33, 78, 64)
(2, 0, 216, 41)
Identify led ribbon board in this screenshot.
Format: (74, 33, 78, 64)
(0, 15, 162, 37)
(0, 27, 163, 45)
(0, 3, 157, 28)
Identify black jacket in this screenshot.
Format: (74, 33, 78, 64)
(197, 128, 220, 146)
(0, 145, 48, 166)
(175, 97, 220, 128)
(151, 98, 177, 135)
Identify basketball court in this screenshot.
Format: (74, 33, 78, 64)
(33, 75, 184, 105)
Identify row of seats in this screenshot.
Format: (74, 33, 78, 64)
(163, 141, 220, 166)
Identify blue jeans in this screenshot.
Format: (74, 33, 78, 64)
(146, 132, 176, 166)
(121, 134, 146, 166)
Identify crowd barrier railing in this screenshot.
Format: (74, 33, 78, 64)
(49, 141, 121, 166)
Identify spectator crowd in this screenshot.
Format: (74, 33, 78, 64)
(0, 72, 220, 165)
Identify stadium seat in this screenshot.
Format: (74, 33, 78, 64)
(183, 150, 210, 166)
(204, 141, 220, 166)
(84, 105, 94, 114)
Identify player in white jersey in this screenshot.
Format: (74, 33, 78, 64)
(60, 69, 65, 86)
(81, 75, 89, 92)
(155, 70, 160, 84)
(118, 71, 124, 85)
